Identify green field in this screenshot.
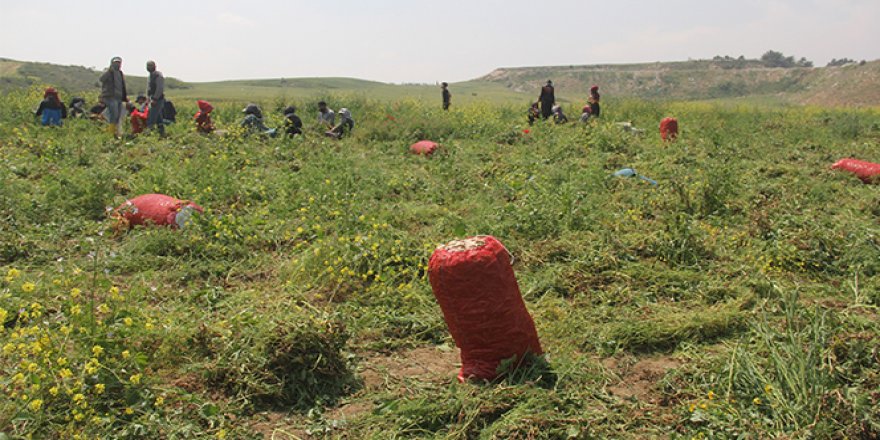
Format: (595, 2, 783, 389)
(1, 85, 879, 439)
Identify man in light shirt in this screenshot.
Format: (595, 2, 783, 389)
(317, 101, 335, 128)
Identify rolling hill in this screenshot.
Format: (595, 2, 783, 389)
(478, 59, 880, 106)
(2, 57, 878, 106)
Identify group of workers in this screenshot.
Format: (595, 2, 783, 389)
(192, 99, 355, 139)
(527, 80, 601, 126)
(34, 56, 602, 138)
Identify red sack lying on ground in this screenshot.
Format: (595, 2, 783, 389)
(660, 117, 678, 141)
(410, 140, 439, 156)
(114, 194, 204, 228)
(428, 236, 542, 382)
(831, 158, 880, 184)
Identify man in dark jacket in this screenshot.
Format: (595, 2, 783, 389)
(441, 82, 451, 110)
(99, 56, 128, 137)
(283, 106, 303, 137)
(145, 60, 166, 136)
(538, 80, 555, 119)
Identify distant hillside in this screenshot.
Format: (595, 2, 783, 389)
(478, 59, 880, 106)
(0, 58, 188, 95)
(2, 57, 879, 106)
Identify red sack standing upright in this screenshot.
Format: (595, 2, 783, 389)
(410, 140, 439, 156)
(428, 236, 543, 382)
(114, 194, 204, 229)
(831, 158, 880, 183)
(660, 117, 678, 141)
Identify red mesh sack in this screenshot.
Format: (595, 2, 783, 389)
(428, 236, 542, 382)
(831, 158, 880, 184)
(115, 194, 204, 228)
(410, 140, 439, 156)
(660, 117, 678, 141)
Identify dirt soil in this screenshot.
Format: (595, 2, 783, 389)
(602, 355, 681, 404)
(248, 345, 460, 439)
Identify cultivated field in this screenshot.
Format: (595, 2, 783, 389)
(1, 85, 878, 439)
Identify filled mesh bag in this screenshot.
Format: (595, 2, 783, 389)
(831, 158, 880, 184)
(114, 194, 203, 228)
(660, 117, 679, 141)
(410, 140, 439, 156)
(428, 236, 542, 382)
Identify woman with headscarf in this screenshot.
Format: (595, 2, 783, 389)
(240, 103, 277, 137)
(194, 100, 215, 134)
(588, 85, 601, 118)
(35, 87, 68, 126)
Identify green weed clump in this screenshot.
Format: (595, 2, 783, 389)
(601, 296, 752, 353)
(678, 291, 880, 439)
(196, 311, 356, 410)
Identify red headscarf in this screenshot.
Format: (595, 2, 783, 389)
(197, 100, 214, 114)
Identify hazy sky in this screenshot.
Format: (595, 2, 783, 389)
(1, 0, 878, 83)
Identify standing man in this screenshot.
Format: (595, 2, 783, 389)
(538, 80, 555, 120)
(99, 56, 128, 137)
(441, 82, 451, 111)
(146, 60, 166, 136)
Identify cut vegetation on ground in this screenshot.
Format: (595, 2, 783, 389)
(1, 84, 879, 439)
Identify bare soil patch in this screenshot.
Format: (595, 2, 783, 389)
(602, 355, 681, 404)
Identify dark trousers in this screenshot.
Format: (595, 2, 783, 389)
(147, 97, 166, 135)
(541, 101, 553, 119)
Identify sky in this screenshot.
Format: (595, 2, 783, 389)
(1, 0, 878, 84)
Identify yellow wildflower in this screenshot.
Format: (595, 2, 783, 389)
(121, 350, 130, 359)
(94, 384, 105, 394)
(29, 399, 43, 411)
(129, 373, 141, 385)
(70, 288, 81, 299)
(7, 268, 21, 279)
(92, 346, 104, 357)
(21, 282, 35, 293)
(123, 317, 133, 326)
(97, 303, 110, 314)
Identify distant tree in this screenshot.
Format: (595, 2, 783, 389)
(760, 50, 812, 68)
(827, 58, 856, 67)
(761, 50, 793, 67)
